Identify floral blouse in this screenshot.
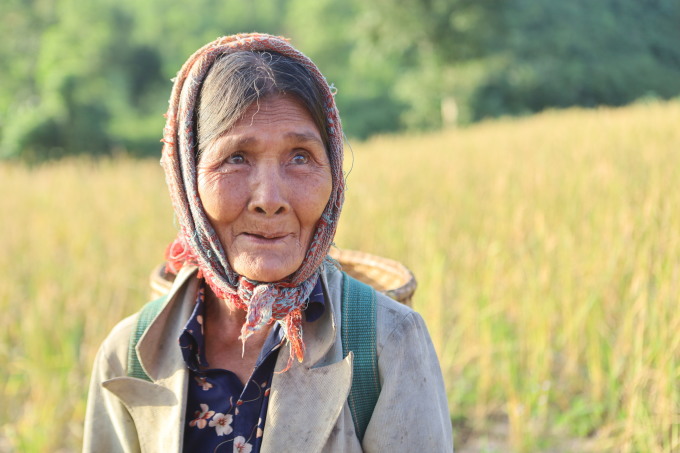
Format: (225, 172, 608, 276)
(180, 280, 325, 453)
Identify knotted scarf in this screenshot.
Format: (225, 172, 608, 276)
(160, 33, 344, 369)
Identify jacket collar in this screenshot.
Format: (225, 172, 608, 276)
(101, 266, 198, 451)
(137, 265, 198, 382)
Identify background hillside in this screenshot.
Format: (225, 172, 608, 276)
(2, 0, 680, 160)
(1, 100, 679, 452)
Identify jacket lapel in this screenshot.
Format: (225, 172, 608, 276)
(261, 354, 352, 452)
(102, 376, 183, 451)
(103, 266, 199, 452)
(261, 267, 353, 452)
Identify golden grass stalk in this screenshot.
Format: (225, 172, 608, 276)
(1, 100, 679, 452)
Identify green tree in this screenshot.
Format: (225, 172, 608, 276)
(284, 0, 405, 139)
(0, 0, 290, 160)
(470, 0, 680, 120)
(355, 0, 680, 125)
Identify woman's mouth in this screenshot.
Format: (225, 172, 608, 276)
(242, 232, 289, 241)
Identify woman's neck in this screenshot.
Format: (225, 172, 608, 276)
(202, 288, 274, 384)
(204, 289, 249, 342)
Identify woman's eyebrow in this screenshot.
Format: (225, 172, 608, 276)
(285, 131, 324, 147)
(216, 135, 256, 150)
(221, 132, 321, 148)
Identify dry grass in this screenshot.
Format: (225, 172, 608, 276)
(1, 100, 679, 452)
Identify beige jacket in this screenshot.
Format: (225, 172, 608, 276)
(83, 265, 453, 452)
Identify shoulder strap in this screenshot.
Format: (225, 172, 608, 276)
(127, 295, 167, 381)
(341, 271, 381, 442)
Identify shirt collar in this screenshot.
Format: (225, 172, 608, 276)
(304, 277, 326, 322)
(179, 276, 326, 370)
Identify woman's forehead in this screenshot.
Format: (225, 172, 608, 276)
(231, 95, 318, 128)
(212, 96, 322, 144)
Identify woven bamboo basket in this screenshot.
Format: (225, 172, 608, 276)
(149, 248, 416, 306)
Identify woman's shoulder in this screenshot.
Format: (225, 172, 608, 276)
(100, 311, 140, 352)
(93, 268, 200, 377)
(373, 290, 431, 356)
(89, 313, 140, 379)
(322, 264, 427, 350)
(374, 287, 415, 320)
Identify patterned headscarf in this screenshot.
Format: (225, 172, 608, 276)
(160, 33, 344, 368)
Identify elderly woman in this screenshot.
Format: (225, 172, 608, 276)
(84, 33, 452, 452)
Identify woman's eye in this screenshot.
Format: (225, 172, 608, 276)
(291, 152, 309, 165)
(226, 153, 245, 164)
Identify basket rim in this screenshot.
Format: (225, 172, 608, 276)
(150, 248, 417, 304)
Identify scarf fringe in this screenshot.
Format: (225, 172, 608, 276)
(165, 236, 311, 368)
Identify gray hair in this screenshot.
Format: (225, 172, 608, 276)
(197, 51, 329, 160)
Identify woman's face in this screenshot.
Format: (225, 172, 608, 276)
(197, 95, 332, 282)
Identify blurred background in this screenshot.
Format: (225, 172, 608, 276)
(3, 0, 680, 160)
(2, 1, 680, 452)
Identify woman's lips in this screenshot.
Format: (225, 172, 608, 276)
(241, 232, 291, 243)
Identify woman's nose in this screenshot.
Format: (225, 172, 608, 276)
(247, 166, 290, 216)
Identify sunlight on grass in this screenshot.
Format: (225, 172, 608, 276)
(1, 100, 679, 452)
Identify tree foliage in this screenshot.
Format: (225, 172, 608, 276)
(358, 0, 680, 125)
(1, 0, 679, 160)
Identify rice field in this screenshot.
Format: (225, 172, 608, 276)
(1, 100, 679, 452)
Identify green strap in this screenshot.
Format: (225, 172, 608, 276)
(341, 271, 381, 442)
(127, 295, 167, 381)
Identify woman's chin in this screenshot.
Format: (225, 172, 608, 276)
(231, 256, 303, 283)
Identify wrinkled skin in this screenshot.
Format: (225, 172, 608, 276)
(197, 95, 333, 283)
